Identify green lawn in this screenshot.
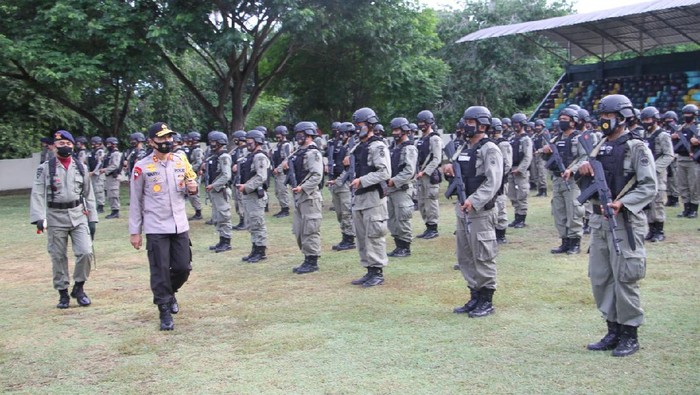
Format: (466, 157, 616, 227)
(0, 186, 698, 394)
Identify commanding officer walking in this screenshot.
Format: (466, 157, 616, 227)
(88, 136, 106, 213)
(271, 125, 292, 218)
(414, 110, 443, 240)
(640, 107, 674, 242)
(489, 118, 512, 244)
(102, 137, 122, 219)
(328, 122, 357, 251)
(531, 119, 548, 197)
(386, 117, 418, 257)
(507, 113, 533, 228)
(347, 107, 391, 287)
(547, 107, 586, 255)
(129, 122, 198, 331)
(445, 106, 503, 318)
(237, 130, 270, 263)
(286, 121, 324, 274)
(230, 130, 249, 230)
(206, 131, 234, 253)
(577, 94, 656, 357)
(186, 131, 205, 220)
(671, 104, 699, 218)
(31, 130, 98, 309)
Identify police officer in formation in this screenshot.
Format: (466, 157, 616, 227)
(445, 106, 503, 318)
(662, 111, 680, 207)
(670, 104, 699, 218)
(506, 113, 533, 228)
(186, 131, 205, 220)
(206, 131, 234, 253)
(271, 125, 293, 218)
(74, 136, 89, 166)
(230, 130, 249, 230)
(88, 136, 106, 213)
(531, 119, 548, 197)
(640, 106, 674, 242)
(386, 117, 418, 257)
(124, 132, 147, 177)
(31, 130, 98, 309)
(347, 108, 391, 287)
(287, 122, 324, 274)
(489, 118, 512, 244)
(129, 122, 198, 331)
(237, 130, 270, 263)
(576, 94, 656, 357)
(546, 107, 586, 255)
(327, 122, 357, 251)
(414, 110, 443, 240)
(102, 137, 122, 219)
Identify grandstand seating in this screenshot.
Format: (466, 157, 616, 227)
(536, 70, 700, 127)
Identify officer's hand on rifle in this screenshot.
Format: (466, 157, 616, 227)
(562, 169, 572, 180)
(460, 199, 473, 213)
(273, 168, 278, 176)
(282, 161, 289, 171)
(542, 145, 552, 154)
(442, 164, 454, 177)
(130, 234, 142, 250)
(205, 184, 214, 192)
(511, 168, 520, 175)
(608, 201, 623, 217)
(387, 179, 394, 187)
(671, 132, 679, 140)
(237, 184, 245, 193)
(232, 164, 238, 173)
(577, 161, 594, 176)
(292, 186, 302, 193)
(342, 156, 350, 167)
(416, 171, 425, 178)
(350, 178, 361, 190)
(327, 179, 336, 186)
(691, 136, 699, 145)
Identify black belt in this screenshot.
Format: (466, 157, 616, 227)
(48, 200, 81, 209)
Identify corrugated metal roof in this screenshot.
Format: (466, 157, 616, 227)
(456, 0, 700, 60)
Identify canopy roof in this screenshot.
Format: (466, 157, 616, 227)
(456, 0, 700, 61)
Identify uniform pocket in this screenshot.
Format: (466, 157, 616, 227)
(427, 184, 440, 199)
(367, 216, 388, 238)
(476, 230, 497, 261)
(399, 204, 413, 221)
(619, 249, 646, 283)
(303, 218, 321, 237)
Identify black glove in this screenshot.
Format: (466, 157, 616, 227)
(88, 222, 97, 240)
(36, 219, 46, 232)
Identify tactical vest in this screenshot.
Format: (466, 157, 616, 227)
(547, 131, 579, 172)
(416, 132, 439, 166)
(645, 129, 663, 160)
(103, 149, 120, 176)
(240, 151, 269, 190)
(207, 152, 221, 181)
(495, 137, 509, 195)
(674, 124, 696, 156)
(330, 140, 348, 178)
(48, 157, 85, 203)
(596, 133, 637, 199)
(354, 136, 384, 197)
(87, 149, 101, 171)
(511, 134, 524, 166)
(272, 141, 286, 168)
(390, 140, 412, 178)
(128, 148, 145, 173)
(458, 138, 496, 210)
(533, 133, 546, 150)
(292, 145, 322, 188)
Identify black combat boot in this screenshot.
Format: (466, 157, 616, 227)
(158, 304, 174, 331)
(678, 203, 690, 218)
(70, 281, 91, 306)
(567, 237, 581, 254)
(265, 203, 269, 212)
(105, 210, 120, 219)
(57, 289, 70, 309)
(582, 218, 591, 235)
(665, 195, 678, 207)
(536, 188, 547, 197)
(246, 246, 267, 263)
(422, 224, 439, 240)
(96, 204, 104, 213)
(333, 234, 356, 251)
(205, 218, 214, 225)
(496, 228, 507, 244)
(295, 255, 319, 275)
(550, 238, 570, 254)
(189, 210, 202, 220)
(469, 288, 495, 318)
(361, 267, 384, 287)
(651, 222, 665, 242)
(273, 207, 290, 218)
(453, 288, 478, 314)
(453, 263, 460, 270)
(214, 237, 232, 253)
(209, 237, 224, 251)
(241, 243, 256, 261)
(587, 320, 620, 351)
(233, 217, 246, 230)
(612, 325, 640, 357)
(687, 203, 698, 218)
(351, 268, 372, 285)
(387, 237, 401, 257)
(513, 214, 526, 229)
(416, 225, 430, 238)
(644, 222, 656, 241)
(389, 239, 411, 257)
(170, 295, 179, 314)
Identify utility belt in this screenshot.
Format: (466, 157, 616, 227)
(482, 200, 496, 211)
(48, 200, 82, 209)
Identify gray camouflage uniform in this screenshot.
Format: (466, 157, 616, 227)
(387, 141, 418, 244)
(242, 151, 270, 247)
(292, 143, 324, 257)
(209, 150, 233, 239)
(103, 148, 122, 211)
(644, 126, 674, 223)
(507, 133, 533, 216)
(416, 133, 443, 228)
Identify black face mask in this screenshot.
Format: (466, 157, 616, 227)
(559, 121, 572, 131)
(684, 116, 695, 124)
(56, 146, 73, 158)
(600, 117, 618, 136)
(463, 125, 477, 137)
(155, 141, 173, 154)
(295, 134, 306, 145)
(642, 122, 655, 131)
(246, 142, 256, 151)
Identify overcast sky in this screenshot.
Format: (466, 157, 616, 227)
(421, 0, 654, 14)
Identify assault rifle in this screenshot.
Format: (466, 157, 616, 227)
(543, 132, 571, 191)
(671, 124, 697, 155)
(326, 138, 337, 182)
(287, 154, 300, 207)
(576, 134, 621, 255)
(442, 139, 471, 234)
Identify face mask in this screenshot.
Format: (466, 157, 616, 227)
(392, 133, 401, 142)
(463, 124, 477, 137)
(358, 126, 369, 138)
(642, 122, 655, 131)
(130, 141, 137, 147)
(600, 117, 618, 136)
(684, 116, 695, 124)
(155, 141, 173, 154)
(56, 146, 73, 158)
(295, 134, 305, 145)
(246, 142, 256, 151)
(559, 121, 571, 131)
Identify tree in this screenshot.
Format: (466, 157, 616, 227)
(434, 0, 573, 123)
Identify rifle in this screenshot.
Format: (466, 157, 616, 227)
(339, 142, 359, 185)
(442, 139, 471, 234)
(287, 154, 300, 207)
(326, 138, 337, 183)
(543, 132, 571, 191)
(672, 124, 697, 155)
(576, 134, 622, 255)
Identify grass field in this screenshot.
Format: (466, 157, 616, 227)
(0, 186, 698, 394)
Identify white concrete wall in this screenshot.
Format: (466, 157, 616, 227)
(0, 153, 41, 191)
